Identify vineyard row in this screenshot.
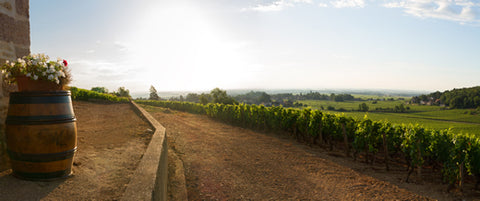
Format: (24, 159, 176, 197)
(135, 100, 480, 190)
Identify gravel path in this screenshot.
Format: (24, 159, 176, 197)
(0, 101, 152, 201)
(146, 106, 434, 200)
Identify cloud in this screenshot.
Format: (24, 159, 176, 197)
(293, 0, 313, 3)
(383, 0, 480, 24)
(68, 59, 139, 90)
(330, 0, 366, 8)
(318, 3, 329, 7)
(245, 0, 313, 12)
(114, 41, 130, 52)
(245, 0, 367, 11)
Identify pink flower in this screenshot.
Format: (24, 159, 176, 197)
(63, 59, 68, 66)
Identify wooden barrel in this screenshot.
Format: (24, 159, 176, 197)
(5, 90, 77, 181)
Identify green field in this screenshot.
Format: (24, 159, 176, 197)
(298, 99, 480, 135)
(300, 99, 408, 111)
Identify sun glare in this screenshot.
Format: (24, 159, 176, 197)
(125, 2, 257, 91)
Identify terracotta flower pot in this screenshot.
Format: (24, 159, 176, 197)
(16, 76, 63, 92)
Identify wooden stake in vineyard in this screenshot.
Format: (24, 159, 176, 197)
(318, 121, 323, 146)
(342, 123, 350, 157)
(417, 139, 422, 178)
(382, 132, 389, 171)
(459, 162, 465, 192)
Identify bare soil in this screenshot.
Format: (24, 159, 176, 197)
(142, 105, 480, 201)
(0, 101, 152, 201)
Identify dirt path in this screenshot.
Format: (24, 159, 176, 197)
(142, 105, 462, 200)
(0, 101, 152, 200)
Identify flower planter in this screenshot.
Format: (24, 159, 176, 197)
(15, 76, 64, 92)
(2, 54, 71, 92)
(5, 91, 77, 181)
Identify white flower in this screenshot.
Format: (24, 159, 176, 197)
(42, 72, 47, 76)
(26, 73, 31, 77)
(33, 75, 38, 80)
(18, 59, 26, 67)
(56, 71, 65, 77)
(48, 74, 54, 80)
(55, 78, 59, 84)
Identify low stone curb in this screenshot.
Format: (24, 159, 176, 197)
(122, 101, 168, 201)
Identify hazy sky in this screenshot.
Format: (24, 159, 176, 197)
(30, 0, 480, 93)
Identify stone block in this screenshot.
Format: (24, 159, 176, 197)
(15, 0, 28, 18)
(14, 19, 29, 46)
(0, 41, 15, 64)
(0, 0, 14, 17)
(0, 0, 28, 172)
(14, 44, 28, 58)
(0, 1, 12, 11)
(0, 50, 14, 60)
(0, 13, 15, 42)
(0, 40, 13, 52)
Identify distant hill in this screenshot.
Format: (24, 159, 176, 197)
(132, 88, 426, 99)
(411, 86, 480, 109)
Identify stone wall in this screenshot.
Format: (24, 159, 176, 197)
(0, 0, 30, 171)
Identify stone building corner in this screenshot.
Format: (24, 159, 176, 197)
(0, 0, 30, 171)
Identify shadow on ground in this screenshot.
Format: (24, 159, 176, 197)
(0, 169, 63, 201)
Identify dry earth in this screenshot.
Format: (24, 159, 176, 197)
(142, 105, 480, 201)
(0, 101, 152, 201)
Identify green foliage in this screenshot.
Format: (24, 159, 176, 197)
(185, 93, 200, 103)
(210, 88, 237, 105)
(301, 99, 480, 135)
(401, 125, 431, 170)
(234, 91, 272, 105)
(199, 93, 210, 105)
(149, 85, 160, 100)
(354, 118, 382, 155)
(358, 103, 369, 112)
(412, 86, 480, 108)
(330, 93, 354, 102)
(113, 87, 130, 98)
(90, 86, 108, 94)
(70, 87, 130, 103)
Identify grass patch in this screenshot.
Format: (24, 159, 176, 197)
(299, 99, 480, 136)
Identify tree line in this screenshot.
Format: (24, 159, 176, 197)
(146, 86, 414, 113)
(70, 87, 130, 103)
(90, 86, 131, 98)
(147, 86, 362, 107)
(148, 86, 237, 105)
(411, 86, 480, 109)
